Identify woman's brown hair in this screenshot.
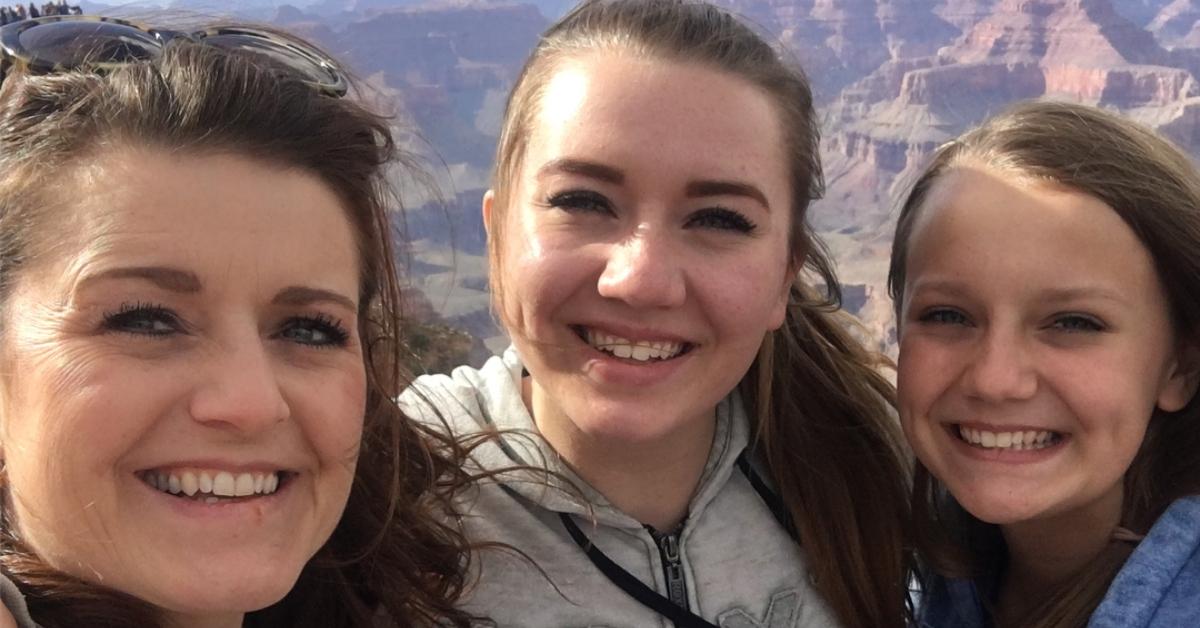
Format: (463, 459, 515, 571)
(487, 2, 915, 626)
(0, 28, 476, 628)
(888, 99, 1200, 627)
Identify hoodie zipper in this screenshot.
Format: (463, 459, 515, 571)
(650, 527, 689, 611)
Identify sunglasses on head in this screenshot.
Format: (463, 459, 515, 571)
(0, 15, 348, 97)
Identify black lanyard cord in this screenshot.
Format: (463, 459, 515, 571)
(559, 512, 720, 628)
(734, 450, 799, 542)
(556, 448, 796, 628)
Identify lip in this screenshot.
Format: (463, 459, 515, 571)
(942, 422, 1069, 464)
(136, 459, 297, 475)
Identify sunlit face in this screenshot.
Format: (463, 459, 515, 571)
(897, 164, 1195, 527)
(489, 53, 793, 446)
(0, 147, 366, 626)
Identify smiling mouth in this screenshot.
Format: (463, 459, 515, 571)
(953, 424, 1064, 451)
(138, 468, 293, 503)
(572, 326, 693, 362)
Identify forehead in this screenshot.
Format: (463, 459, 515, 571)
(28, 146, 360, 294)
(907, 165, 1160, 299)
(524, 52, 789, 192)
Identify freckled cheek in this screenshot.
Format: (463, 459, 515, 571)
(696, 262, 786, 332)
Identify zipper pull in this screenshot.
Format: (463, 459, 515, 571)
(657, 531, 689, 611)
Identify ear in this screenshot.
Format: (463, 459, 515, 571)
(482, 189, 496, 238)
(767, 258, 798, 332)
(1158, 344, 1200, 412)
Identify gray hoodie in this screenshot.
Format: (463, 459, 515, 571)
(401, 347, 840, 628)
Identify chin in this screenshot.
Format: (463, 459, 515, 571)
(953, 491, 1044, 526)
(136, 558, 307, 617)
(574, 405, 691, 444)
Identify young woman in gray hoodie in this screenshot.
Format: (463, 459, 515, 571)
(401, 2, 916, 627)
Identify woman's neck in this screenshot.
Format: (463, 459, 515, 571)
(163, 611, 243, 628)
(996, 486, 1124, 623)
(525, 377, 717, 531)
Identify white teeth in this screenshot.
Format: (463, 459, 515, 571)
(584, 329, 685, 362)
(234, 473, 255, 497)
(181, 471, 199, 496)
(199, 472, 214, 494)
(958, 425, 1060, 450)
(213, 472, 235, 497)
(143, 469, 283, 499)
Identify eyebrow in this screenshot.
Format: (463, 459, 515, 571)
(77, 267, 357, 311)
(686, 180, 770, 210)
(1038, 286, 1129, 305)
(78, 266, 202, 293)
(536, 158, 624, 184)
(537, 158, 770, 209)
(908, 279, 1129, 305)
(273, 286, 358, 313)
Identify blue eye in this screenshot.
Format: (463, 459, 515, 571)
(1051, 314, 1105, 333)
(102, 302, 183, 337)
(547, 190, 614, 215)
(686, 207, 757, 234)
(918, 308, 970, 326)
(277, 314, 350, 348)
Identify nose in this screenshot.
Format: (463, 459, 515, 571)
(961, 328, 1038, 403)
(596, 228, 686, 309)
(189, 339, 290, 433)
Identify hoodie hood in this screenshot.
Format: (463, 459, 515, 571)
(399, 345, 751, 529)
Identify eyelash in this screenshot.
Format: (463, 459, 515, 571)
(101, 303, 351, 348)
(547, 190, 613, 215)
(545, 190, 758, 233)
(102, 302, 183, 337)
(915, 308, 1106, 333)
(686, 207, 757, 233)
(277, 313, 351, 348)
(1050, 314, 1105, 333)
(917, 307, 969, 326)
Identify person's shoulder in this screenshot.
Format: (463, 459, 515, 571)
(1089, 495, 1200, 627)
(915, 572, 989, 628)
(0, 573, 38, 628)
(398, 349, 522, 436)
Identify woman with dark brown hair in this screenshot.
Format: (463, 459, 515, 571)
(0, 15, 474, 628)
(891, 100, 1200, 628)
(401, 1, 914, 626)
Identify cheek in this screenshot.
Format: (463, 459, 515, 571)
(697, 249, 790, 331)
(896, 338, 953, 444)
(498, 236, 597, 336)
(297, 367, 367, 469)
